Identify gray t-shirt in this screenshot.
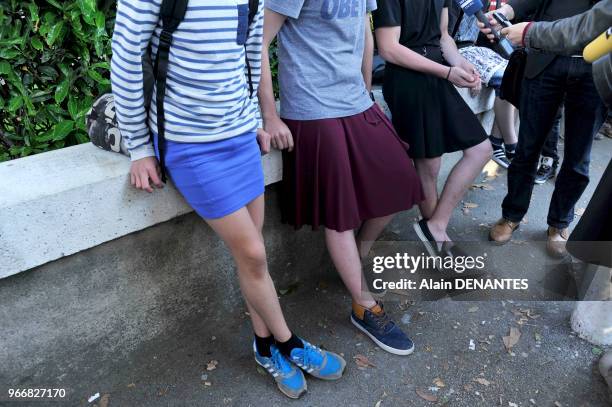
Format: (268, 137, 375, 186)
(266, 0, 377, 120)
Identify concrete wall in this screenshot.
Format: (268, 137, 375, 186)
(0, 143, 282, 279)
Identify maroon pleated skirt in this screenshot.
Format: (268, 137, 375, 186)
(281, 104, 424, 232)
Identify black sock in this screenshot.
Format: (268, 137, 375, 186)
(505, 143, 517, 159)
(489, 135, 503, 149)
(276, 333, 303, 357)
(254, 333, 274, 357)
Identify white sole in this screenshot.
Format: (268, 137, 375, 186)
(413, 222, 437, 259)
(492, 156, 510, 169)
(351, 316, 414, 356)
(255, 357, 306, 399)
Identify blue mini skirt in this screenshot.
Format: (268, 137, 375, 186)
(154, 132, 265, 220)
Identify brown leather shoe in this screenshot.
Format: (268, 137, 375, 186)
(489, 219, 520, 244)
(547, 227, 569, 258)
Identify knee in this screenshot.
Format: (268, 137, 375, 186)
(236, 241, 268, 277)
(465, 141, 493, 164)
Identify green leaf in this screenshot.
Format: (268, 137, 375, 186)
(45, 20, 65, 47)
(45, 0, 63, 9)
(0, 48, 20, 59)
(52, 120, 75, 141)
(31, 36, 44, 51)
(55, 77, 70, 104)
(38, 65, 58, 80)
(87, 69, 110, 85)
(68, 96, 79, 120)
(8, 95, 23, 112)
(0, 61, 15, 77)
(94, 11, 105, 30)
(28, 3, 40, 22)
(78, 0, 97, 25)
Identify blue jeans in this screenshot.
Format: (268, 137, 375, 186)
(541, 110, 562, 162)
(502, 56, 604, 229)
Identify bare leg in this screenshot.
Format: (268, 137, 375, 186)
(206, 196, 291, 342)
(241, 196, 272, 338)
(414, 157, 442, 220)
(491, 121, 501, 138)
(428, 139, 492, 242)
(493, 98, 518, 145)
(325, 228, 377, 309)
(356, 215, 394, 259)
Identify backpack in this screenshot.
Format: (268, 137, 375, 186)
(87, 0, 260, 182)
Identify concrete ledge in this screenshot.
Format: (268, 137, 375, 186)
(0, 143, 282, 278)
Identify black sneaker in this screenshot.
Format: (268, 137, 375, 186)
(492, 145, 511, 169)
(535, 156, 557, 184)
(413, 219, 440, 258)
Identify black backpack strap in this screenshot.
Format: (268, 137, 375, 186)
(248, 0, 259, 25)
(154, 0, 188, 183)
(244, 0, 260, 98)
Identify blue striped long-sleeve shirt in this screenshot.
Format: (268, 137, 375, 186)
(111, 0, 264, 161)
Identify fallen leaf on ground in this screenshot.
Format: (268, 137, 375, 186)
(463, 384, 473, 392)
(206, 360, 219, 371)
(415, 388, 438, 402)
(127, 383, 135, 388)
(354, 354, 376, 369)
(99, 394, 110, 407)
(279, 282, 300, 296)
(433, 377, 446, 388)
(503, 327, 521, 350)
(204, 381, 212, 387)
(473, 378, 491, 386)
(470, 183, 495, 191)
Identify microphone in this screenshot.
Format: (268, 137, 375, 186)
(584, 28, 612, 63)
(454, 0, 515, 58)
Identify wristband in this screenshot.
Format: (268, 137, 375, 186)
(522, 22, 534, 48)
(446, 67, 452, 80)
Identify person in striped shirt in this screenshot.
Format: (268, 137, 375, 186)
(111, 0, 345, 398)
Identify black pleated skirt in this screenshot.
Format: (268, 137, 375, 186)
(383, 62, 488, 159)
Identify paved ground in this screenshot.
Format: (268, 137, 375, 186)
(10, 136, 611, 406)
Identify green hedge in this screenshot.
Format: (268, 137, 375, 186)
(0, 1, 278, 162)
(0, 0, 114, 161)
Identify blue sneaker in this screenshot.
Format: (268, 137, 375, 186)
(254, 342, 307, 399)
(351, 302, 414, 356)
(289, 339, 346, 380)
